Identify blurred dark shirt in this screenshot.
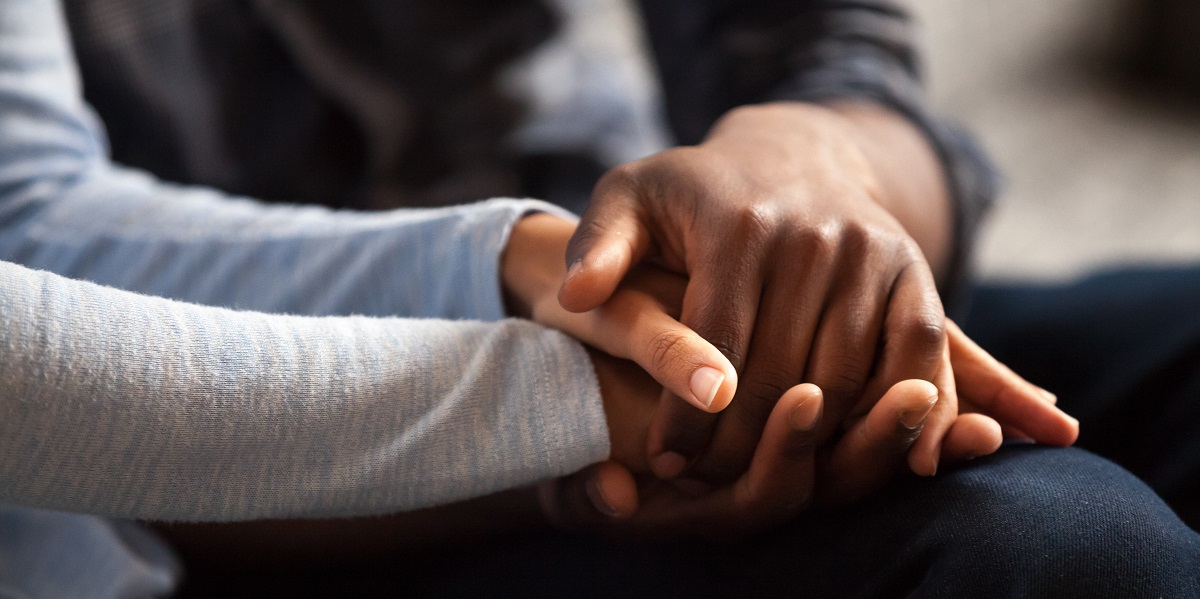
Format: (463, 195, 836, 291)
(65, 0, 998, 296)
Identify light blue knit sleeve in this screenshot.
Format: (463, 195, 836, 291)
(0, 261, 609, 520)
(0, 0, 612, 520)
(0, 0, 573, 320)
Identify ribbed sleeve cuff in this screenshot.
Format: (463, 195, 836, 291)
(516, 322, 611, 478)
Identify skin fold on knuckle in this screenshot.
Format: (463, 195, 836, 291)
(592, 163, 640, 201)
(646, 328, 697, 379)
(790, 223, 840, 265)
(730, 202, 783, 254)
(687, 319, 746, 369)
(898, 310, 946, 358)
(563, 220, 610, 266)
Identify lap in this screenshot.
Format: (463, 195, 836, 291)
(963, 265, 1200, 525)
(174, 446, 1200, 598)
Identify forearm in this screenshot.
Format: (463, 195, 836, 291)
(0, 261, 609, 521)
(0, 169, 566, 320)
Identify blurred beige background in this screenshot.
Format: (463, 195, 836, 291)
(912, 0, 1200, 280)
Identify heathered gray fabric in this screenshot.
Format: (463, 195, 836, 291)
(0, 0, 610, 523)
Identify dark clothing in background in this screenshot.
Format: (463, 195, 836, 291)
(64, 0, 997, 301)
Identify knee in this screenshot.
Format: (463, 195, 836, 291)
(927, 446, 1200, 597)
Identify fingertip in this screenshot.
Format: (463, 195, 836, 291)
(901, 378, 940, 402)
(907, 445, 939, 477)
(686, 366, 724, 412)
(949, 414, 1003, 460)
(936, 415, 1005, 470)
(782, 384, 823, 431)
(1052, 414, 1080, 447)
(1035, 386, 1058, 404)
(700, 366, 738, 413)
(980, 418, 1004, 454)
(784, 382, 823, 402)
(558, 238, 635, 313)
(650, 451, 688, 479)
(1022, 410, 1079, 447)
(557, 265, 611, 313)
(588, 462, 639, 519)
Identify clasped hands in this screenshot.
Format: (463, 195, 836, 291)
(502, 101, 1079, 536)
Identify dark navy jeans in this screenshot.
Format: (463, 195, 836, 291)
(179, 267, 1200, 597)
(965, 266, 1200, 529)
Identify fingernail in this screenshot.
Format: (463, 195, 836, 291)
(689, 367, 725, 410)
(789, 393, 822, 431)
(651, 451, 688, 479)
(1037, 387, 1057, 404)
(565, 259, 583, 282)
(900, 397, 937, 430)
(585, 476, 621, 518)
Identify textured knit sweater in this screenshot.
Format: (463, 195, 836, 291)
(0, 0, 610, 522)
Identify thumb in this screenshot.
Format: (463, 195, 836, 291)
(571, 284, 738, 414)
(559, 176, 652, 313)
(537, 461, 638, 532)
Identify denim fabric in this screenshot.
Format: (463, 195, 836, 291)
(965, 266, 1200, 529)
(176, 447, 1200, 598)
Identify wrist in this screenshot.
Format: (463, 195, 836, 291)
(586, 346, 655, 473)
(706, 102, 884, 201)
(501, 212, 576, 319)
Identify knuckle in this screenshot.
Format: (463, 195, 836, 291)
(901, 314, 946, 353)
(642, 146, 724, 192)
(647, 329, 693, 373)
(792, 223, 840, 261)
(711, 338, 746, 369)
(731, 203, 782, 247)
(594, 163, 640, 195)
(563, 220, 612, 264)
(689, 320, 746, 367)
(897, 236, 926, 261)
(841, 220, 872, 251)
